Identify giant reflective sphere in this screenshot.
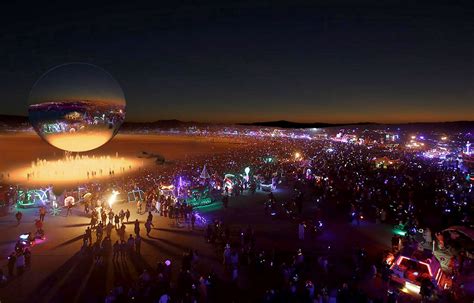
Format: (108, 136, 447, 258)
(28, 63, 126, 152)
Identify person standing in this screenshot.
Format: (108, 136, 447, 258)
(39, 206, 46, 222)
(134, 219, 140, 236)
(101, 211, 107, 225)
(119, 209, 125, 224)
(96, 223, 103, 242)
(119, 224, 126, 242)
(35, 219, 43, 234)
(156, 200, 161, 215)
(66, 203, 73, 217)
(114, 214, 120, 229)
(85, 227, 92, 245)
(108, 210, 114, 225)
(298, 221, 305, 241)
(137, 200, 142, 215)
(105, 221, 113, 238)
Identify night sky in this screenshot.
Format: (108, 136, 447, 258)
(0, 1, 472, 123)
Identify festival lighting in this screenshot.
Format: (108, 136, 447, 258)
(244, 167, 250, 181)
(404, 281, 421, 294)
(108, 190, 119, 208)
(7, 154, 142, 185)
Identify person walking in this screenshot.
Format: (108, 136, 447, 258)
(147, 211, 153, 223)
(85, 227, 92, 245)
(15, 211, 22, 225)
(125, 209, 130, 222)
(145, 220, 154, 237)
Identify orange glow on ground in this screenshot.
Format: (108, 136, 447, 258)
(45, 132, 115, 152)
(8, 154, 144, 186)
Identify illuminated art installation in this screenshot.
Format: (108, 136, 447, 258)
(8, 154, 141, 185)
(28, 63, 126, 152)
(128, 189, 145, 203)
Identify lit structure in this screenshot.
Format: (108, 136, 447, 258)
(294, 152, 301, 160)
(390, 251, 451, 294)
(160, 185, 176, 200)
(422, 147, 450, 159)
(127, 189, 145, 203)
(8, 154, 142, 186)
(373, 156, 400, 169)
(223, 174, 236, 193)
(16, 187, 51, 208)
(463, 141, 474, 169)
(185, 186, 212, 207)
(28, 63, 126, 152)
(244, 166, 250, 182)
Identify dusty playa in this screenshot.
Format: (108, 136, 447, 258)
(0, 132, 246, 186)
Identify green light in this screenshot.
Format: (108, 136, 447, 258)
(393, 228, 407, 236)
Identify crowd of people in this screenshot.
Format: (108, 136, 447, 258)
(1, 134, 472, 302)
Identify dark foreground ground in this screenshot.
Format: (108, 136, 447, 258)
(0, 183, 401, 303)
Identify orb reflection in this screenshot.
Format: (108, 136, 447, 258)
(28, 63, 126, 152)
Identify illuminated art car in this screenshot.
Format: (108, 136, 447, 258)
(390, 249, 452, 294)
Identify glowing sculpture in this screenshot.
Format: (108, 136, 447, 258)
(28, 63, 126, 152)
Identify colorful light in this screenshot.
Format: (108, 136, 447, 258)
(108, 190, 119, 208)
(8, 155, 142, 186)
(404, 281, 421, 294)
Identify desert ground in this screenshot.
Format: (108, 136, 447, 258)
(0, 132, 246, 186)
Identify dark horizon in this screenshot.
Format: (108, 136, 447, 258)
(1, 113, 473, 126)
(0, 1, 473, 123)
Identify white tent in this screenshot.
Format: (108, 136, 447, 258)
(200, 164, 210, 179)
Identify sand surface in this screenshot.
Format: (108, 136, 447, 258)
(0, 132, 245, 185)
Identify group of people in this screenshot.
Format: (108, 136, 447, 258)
(1, 131, 472, 302)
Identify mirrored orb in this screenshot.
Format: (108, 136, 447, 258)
(28, 63, 126, 152)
